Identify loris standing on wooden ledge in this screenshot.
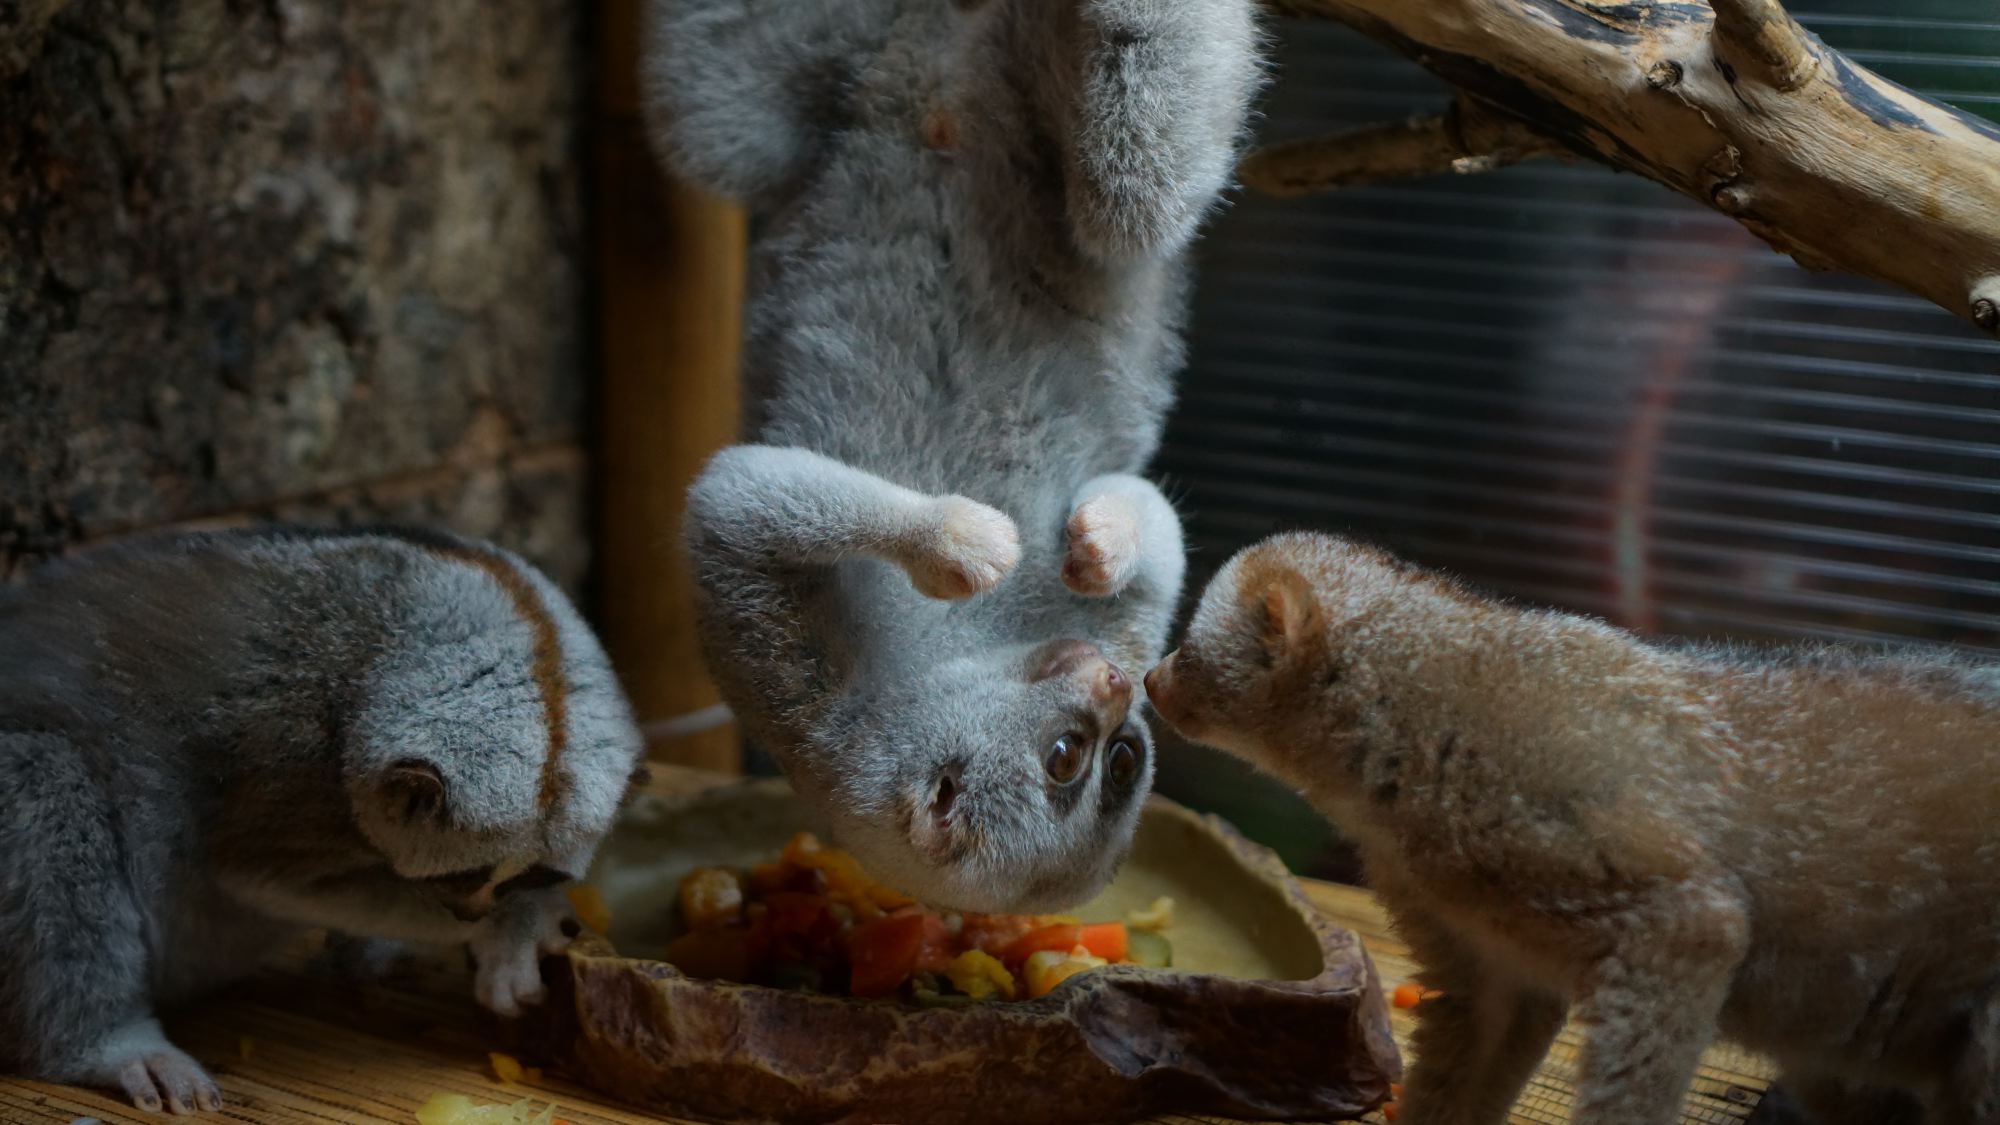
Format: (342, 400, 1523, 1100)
(1145, 532, 2000, 1125)
(648, 0, 1261, 910)
(0, 527, 645, 1114)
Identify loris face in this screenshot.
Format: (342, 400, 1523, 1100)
(1144, 534, 1394, 772)
(801, 637, 1154, 914)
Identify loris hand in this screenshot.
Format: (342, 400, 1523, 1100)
(469, 885, 575, 1017)
(900, 495, 1021, 600)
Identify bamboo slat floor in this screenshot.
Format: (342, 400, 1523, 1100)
(2, 771, 1775, 1125)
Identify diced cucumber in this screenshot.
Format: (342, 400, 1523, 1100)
(1126, 929, 1172, 968)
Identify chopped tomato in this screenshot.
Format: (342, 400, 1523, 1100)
(847, 913, 930, 998)
(913, 912, 955, 975)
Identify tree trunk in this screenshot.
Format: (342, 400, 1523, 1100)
(1249, 0, 2000, 337)
(0, 0, 588, 588)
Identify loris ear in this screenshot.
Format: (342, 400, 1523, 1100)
(384, 759, 448, 823)
(1257, 568, 1320, 660)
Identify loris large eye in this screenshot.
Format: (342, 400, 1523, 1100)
(1106, 736, 1142, 789)
(1045, 734, 1086, 784)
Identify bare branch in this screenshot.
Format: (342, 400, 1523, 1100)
(1239, 99, 1565, 197)
(1707, 0, 1817, 91)
(1267, 0, 2000, 335)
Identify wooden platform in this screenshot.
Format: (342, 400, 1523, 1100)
(3, 771, 1775, 1125)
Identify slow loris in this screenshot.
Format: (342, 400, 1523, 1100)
(0, 527, 644, 1114)
(1144, 531, 1999, 1125)
(647, 0, 1262, 910)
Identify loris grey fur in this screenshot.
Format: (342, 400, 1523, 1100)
(647, 0, 1262, 911)
(0, 527, 643, 1113)
(1146, 533, 2000, 1125)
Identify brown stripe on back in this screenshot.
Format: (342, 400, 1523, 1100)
(426, 543, 572, 814)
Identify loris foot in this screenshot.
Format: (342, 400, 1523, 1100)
(900, 496, 1021, 600)
(1064, 494, 1142, 597)
(78, 1021, 222, 1114)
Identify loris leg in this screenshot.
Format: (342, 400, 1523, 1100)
(687, 444, 1020, 601)
(1046, 0, 1262, 259)
(1568, 932, 1743, 1125)
(0, 734, 222, 1113)
(1391, 908, 1566, 1125)
(1063, 474, 1183, 601)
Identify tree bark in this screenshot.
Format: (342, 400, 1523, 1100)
(1255, 0, 2000, 336)
(1, 0, 589, 586)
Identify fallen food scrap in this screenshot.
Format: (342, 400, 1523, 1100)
(1390, 981, 1443, 1009)
(414, 1093, 559, 1125)
(488, 1051, 542, 1085)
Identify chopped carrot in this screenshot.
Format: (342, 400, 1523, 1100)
(1382, 1101, 1400, 1122)
(999, 923, 1083, 965)
(1389, 1082, 1402, 1097)
(1076, 922, 1127, 962)
(1391, 982, 1424, 1009)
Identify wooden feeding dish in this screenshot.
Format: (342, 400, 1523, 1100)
(519, 779, 1400, 1124)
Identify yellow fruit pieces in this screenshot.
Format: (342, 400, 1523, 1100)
(944, 949, 1017, 1000)
(1126, 895, 1175, 932)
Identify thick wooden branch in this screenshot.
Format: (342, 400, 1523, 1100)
(1240, 98, 1568, 197)
(1258, 0, 2000, 335)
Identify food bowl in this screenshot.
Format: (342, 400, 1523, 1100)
(519, 778, 1399, 1124)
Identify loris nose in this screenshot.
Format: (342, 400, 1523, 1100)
(1092, 662, 1129, 708)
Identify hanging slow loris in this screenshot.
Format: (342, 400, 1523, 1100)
(1145, 531, 1999, 1125)
(647, 0, 1262, 911)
